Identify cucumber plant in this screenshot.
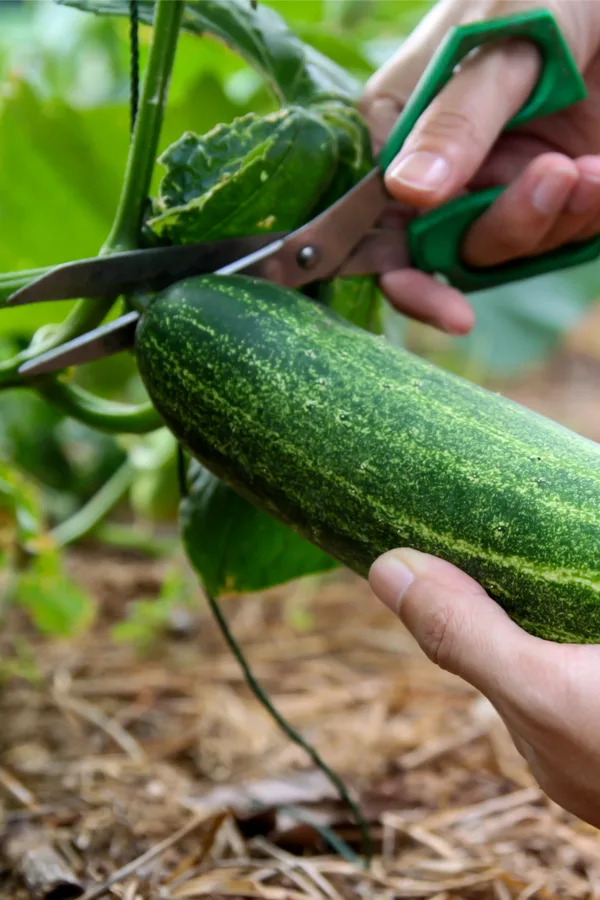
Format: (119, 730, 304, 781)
(0, 0, 383, 611)
(4, 0, 600, 867)
(1, 0, 600, 649)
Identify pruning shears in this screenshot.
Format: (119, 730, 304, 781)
(9, 8, 600, 378)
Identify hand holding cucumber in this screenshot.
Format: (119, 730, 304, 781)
(361, 0, 600, 334)
(365, 0, 600, 830)
(369, 547, 600, 830)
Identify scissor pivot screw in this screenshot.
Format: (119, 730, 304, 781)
(297, 246, 319, 270)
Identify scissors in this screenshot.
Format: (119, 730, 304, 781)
(10, 8, 600, 378)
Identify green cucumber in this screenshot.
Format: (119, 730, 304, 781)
(135, 274, 600, 644)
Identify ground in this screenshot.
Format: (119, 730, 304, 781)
(2, 316, 600, 899)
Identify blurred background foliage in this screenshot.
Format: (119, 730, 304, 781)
(0, 0, 599, 637)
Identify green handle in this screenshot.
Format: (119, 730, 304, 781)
(377, 9, 600, 292)
(408, 188, 600, 290)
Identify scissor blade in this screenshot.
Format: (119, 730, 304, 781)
(340, 227, 410, 276)
(6, 233, 288, 306)
(17, 227, 410, 379)
(15, 241, 291, 377)
(18, 311, 140, 376)
(15, 168, 400, 378)
(219, 168, 391, 287)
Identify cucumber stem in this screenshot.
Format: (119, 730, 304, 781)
(47, 0, 185, 348)
(50, 459, 136, 547)
(36, 379, 163, 434)
(103, 0, 184, 254)
(0, 0, 184, 414)
(90, 521, 177, 558)
(203, 588, 374, 865)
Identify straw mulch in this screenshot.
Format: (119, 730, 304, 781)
(2, 334, 600, 899)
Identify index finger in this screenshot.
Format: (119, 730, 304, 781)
(381, 37, 542, 209)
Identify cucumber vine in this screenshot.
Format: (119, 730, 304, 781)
(0, 0, 374, 866)
(0, 0, 184, 433)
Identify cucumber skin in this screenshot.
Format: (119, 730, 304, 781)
(135, 274, 600, 644)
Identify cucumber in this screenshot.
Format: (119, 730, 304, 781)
(135, 274, 600, 644)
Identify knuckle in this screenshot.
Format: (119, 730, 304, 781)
(495, 226, 539, 257)
(480, 206, 544, 258)
(358, 85, 378, 116)
(359, 93, 401, 132)
(415, 106, 480, 151)
(420, 603, 461, 672)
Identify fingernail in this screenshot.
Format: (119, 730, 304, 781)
(369, 551, 415, 616)
(531, 168, 575, 215)
(389, 151, 450, 191)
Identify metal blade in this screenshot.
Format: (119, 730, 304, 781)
(15, 240, 292, 376)
(16, 239, 293, 377)
(18, 311, 140, 376)
(9, 164, 391, 311)
(16, 225, 412, 379)
(338, 227, 410, 276)
(153, 169, 391, 288)
(14, 168, 403, 379)
(6, 233, 288, 306)
(224, 168, 391, 286)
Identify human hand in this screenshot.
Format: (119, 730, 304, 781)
(369, 547, 600, 828)
(360, 0, 600, 335)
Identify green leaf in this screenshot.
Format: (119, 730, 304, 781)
(180, 462, 338, 598)
(312, 101, 372, 207)
(57, 0, 362, 104)
(128, 427, 180, 521)
(0, 1, 130, 106)
(0, 81, 126, 269)
(0, 59, 240, 339)
(0, 383, 128, 523)
(0, 459, 44, 551)
(0, 390, 75, 493)
(0, 458, 95, 636)
(18, 549, 96, 636)
(147, 107, 339, 243)
(321, 275, 382, 333)
(0, 78, 128, 336)
(111, 565, 193, 651)
(291, 24, 375, 81)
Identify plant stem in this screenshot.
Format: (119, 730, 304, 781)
(0, 0, 184, 395)
(203, 589, 374, 864)
(0, 268, 49, 300)
(103, 0, 184, 255)
(49, 0, 185, 340)
(50, 459, 136, 547)
(37, 380, 163, 434)
(91, 521, 177, 558)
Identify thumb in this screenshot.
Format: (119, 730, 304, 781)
(382, 38, 540, 208)
(368, 547, 542, 703)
